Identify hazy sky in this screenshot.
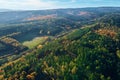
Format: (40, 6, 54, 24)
(0, 0, 120, 10)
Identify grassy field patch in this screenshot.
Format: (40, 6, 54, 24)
(22, 36, 48, 49)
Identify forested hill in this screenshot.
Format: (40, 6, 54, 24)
(0, 13, 120, 80)
(98, 13, 120, 27)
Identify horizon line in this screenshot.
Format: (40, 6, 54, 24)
(0, 6, 120, 11)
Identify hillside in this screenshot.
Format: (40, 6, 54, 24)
(0, 12, 120, 80)
(0, 7, 120, 80)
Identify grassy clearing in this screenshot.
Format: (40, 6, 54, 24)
(22, 36, 48, 49)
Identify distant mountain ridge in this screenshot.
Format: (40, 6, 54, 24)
(0, 9, 12, 12)
(0, 7, 120, 23)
